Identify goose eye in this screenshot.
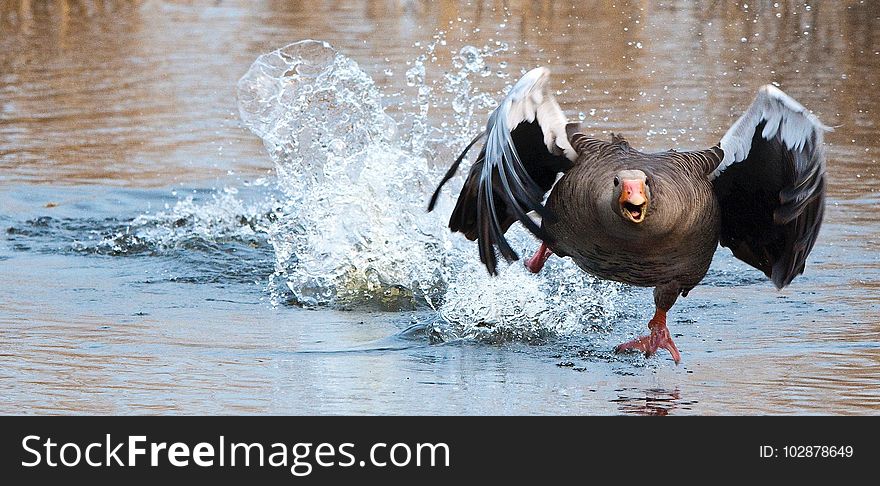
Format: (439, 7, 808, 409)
(613, 176, 620, 187)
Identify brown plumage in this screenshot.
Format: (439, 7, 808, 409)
(428, 68, 829, 363)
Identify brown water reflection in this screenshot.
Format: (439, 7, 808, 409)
(1, 0, 878, 414)
(1, 1, 877, 192)
(613, 388, 691, 416)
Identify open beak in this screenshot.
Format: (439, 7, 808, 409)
(619, 179, 648, 223)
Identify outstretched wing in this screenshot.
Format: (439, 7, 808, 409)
(711, 84, 830, 289)
(428, 67, 577, 274)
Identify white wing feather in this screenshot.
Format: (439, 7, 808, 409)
(497, 67, 577, 162)
(712, 84, 831, 180)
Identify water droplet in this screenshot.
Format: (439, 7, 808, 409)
(452, 94, 468, 114)
(405, 63, 425, 87)
(458, 45, 485, 73)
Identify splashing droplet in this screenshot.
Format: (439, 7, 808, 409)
(405, 63, 425, 87)
(459, 45, 485, 73)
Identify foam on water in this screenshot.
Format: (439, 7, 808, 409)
(236, 39, 622, 341)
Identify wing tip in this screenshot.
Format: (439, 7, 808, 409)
(758, 84, 832, 133)
(715, 84, 831, 178)
(771, 265, 799, 290)
(526, 66, 551, 80)
(771, 273, 787, 290)
(511, 67, 551, 98)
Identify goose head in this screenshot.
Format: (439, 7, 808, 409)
(612, 169, 650, 224)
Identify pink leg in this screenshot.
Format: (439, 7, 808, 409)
(524, 242, 553, 273)
(614, 308, 681, 364)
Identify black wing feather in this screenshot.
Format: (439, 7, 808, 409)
(427, 67, 576, 274)
(431, 119, 572, 274)
(427, 131, 485, 212)
(713, 120, 827, 289)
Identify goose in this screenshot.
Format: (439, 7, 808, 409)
(428, 68, 828, 363)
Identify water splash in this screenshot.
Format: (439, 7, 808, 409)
(88, 189, 275, 256)
(237, 39, 622, 340)
(5, 187, 278, 285)
(5, 189, 275, 258)
(237, 40, 445, 309)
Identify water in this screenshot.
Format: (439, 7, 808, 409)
(1, 0, 879, 415)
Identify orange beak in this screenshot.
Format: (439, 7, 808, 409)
(619, 179, 648, 222)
